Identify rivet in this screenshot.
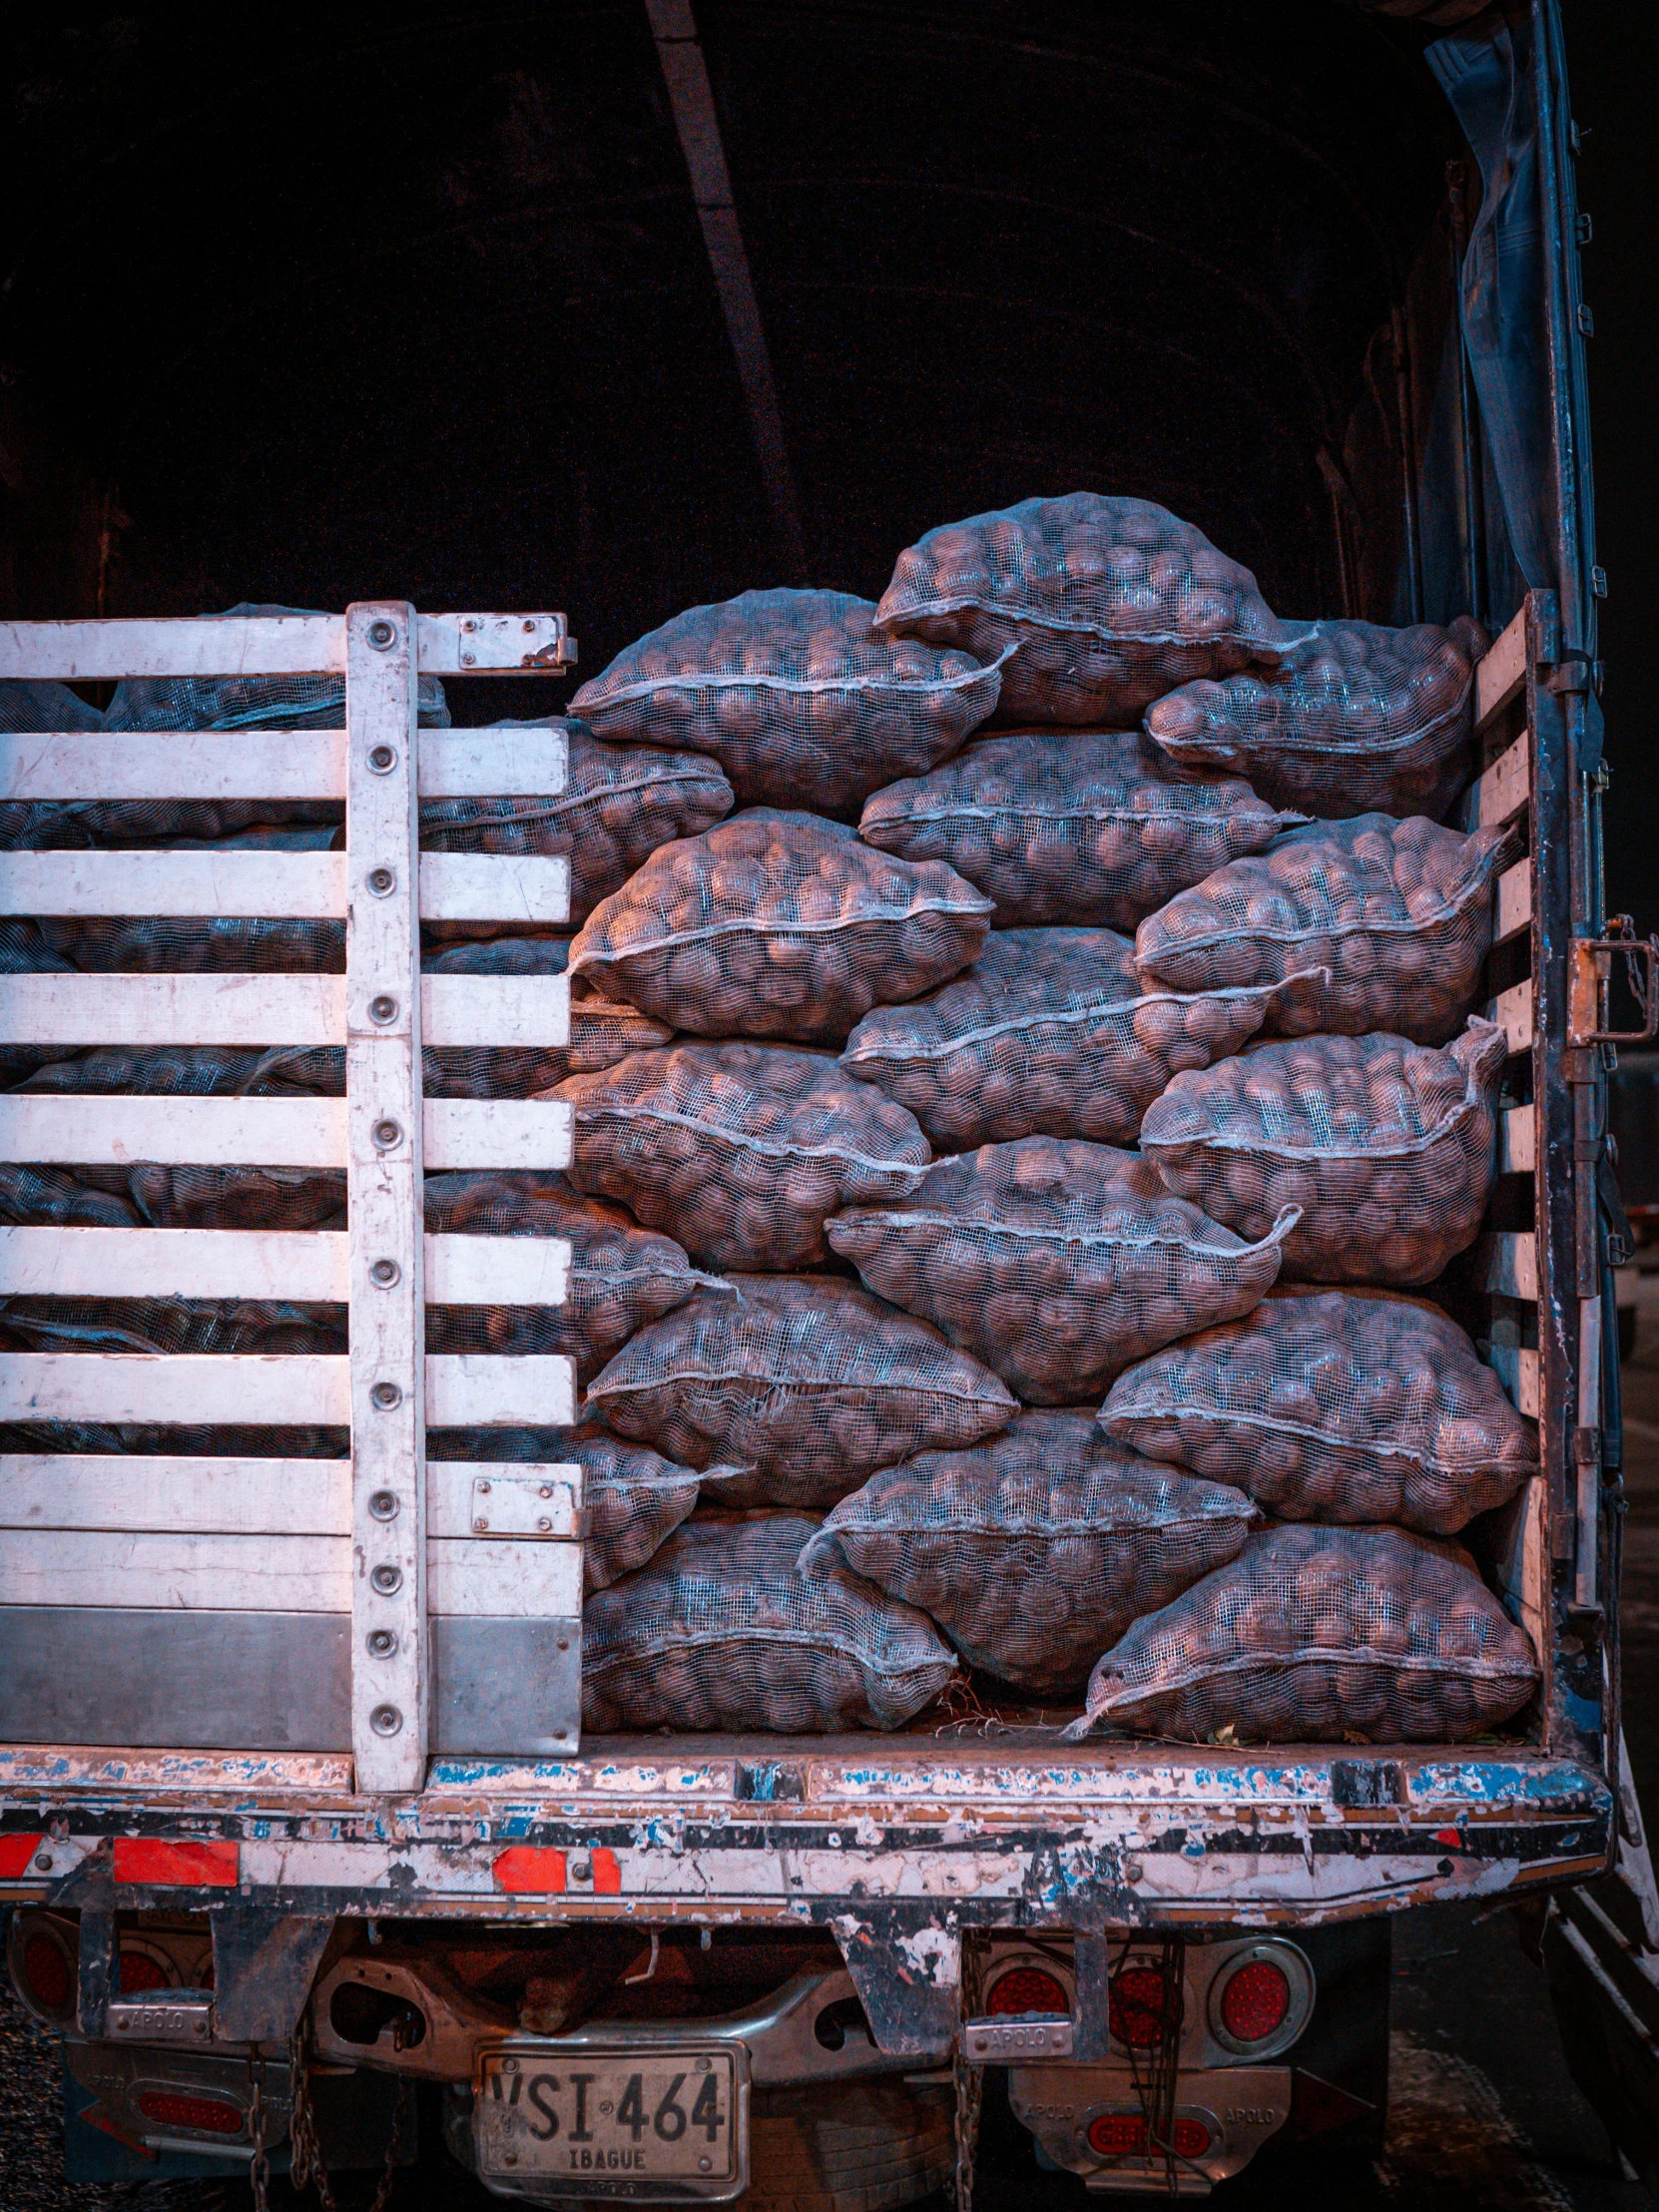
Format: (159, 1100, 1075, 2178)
(369, 1704, 402, 1736)
(1124, 1859, 1145, 1884)
(460, 652, 476, 668)
(368, 1490, 399, 1521)
(370, 1259, 400, 1288)
(368, 994, 398, 1025)
(371, 1119, 402, 1150)
(537, 1516, 552, 1531)
(371, 1563, 403, 1595)
(366, 865, 396, 896)
(477, 1481, 491, 1494)
(538, 1485, 552, 1499)
(368, 744, 397, 772)
(367, 1628, 397, 1657)
(473, 1517, 489, 1533)
(33, 1853, 52, 1873)
(371, 1381, 402, 1410)
(556, 1637, 570, 1654)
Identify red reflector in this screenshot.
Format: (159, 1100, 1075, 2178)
(1109, 1963, 1181, 2050)
(138, 2090, 245, 2136)
(22, 1933, 72, 2010)
(1219, 1958, 1292, 2043)
(985, 1966, 1069, 2017)
(0, 1835, 44, 1881)
(119, 1950, 170, 1995)
(113, 1839, 239, 1888)
(1085, 2114, 1211, 2160)
(493, 1847, 566, 1895)
(592, 1848, 622, 1895)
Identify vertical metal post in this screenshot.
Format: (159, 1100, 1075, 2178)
(345, 602, 427, 1793)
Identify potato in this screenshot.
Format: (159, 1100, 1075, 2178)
(800, 1410, 1255, 1695)
(586, 1274, 1017, 1509)
(553, 1041, 929, 1271)
(571, 590, 1003, 819)
(581, 1512, 959, 1732)
(874, 495, 1296, 725)
(1144, 616, 1490, 821)
(1065, 1523, 1540, 1744)
(1101, 1286, 1537, 1532)
(840, 927, 1315, 1150)
(421, 1171, 708, 1383)
(1134, 814, 1515, 1044)
(1139, 1018, 1504, 1288)
(858, 731, 1297, 930)
(569, 809, 992, 1044)
(827, 1136, 1293, 1403)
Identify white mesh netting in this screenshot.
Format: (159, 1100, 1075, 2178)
(873, 495, 1298, 725)
(857, 730, 1298, 931)
(826, 1137, 1295, 1404)
(1099, 1287, 1537, 1533)
(838, 927, 1322, 1151)
(567, 809, 992, 1044)
(585, 1273, 1017, 1510)
(1139, 1018, 1504, 1288)
(1143, 616, 1490, 821)
(1065, 1522, 1540, 1745)
(422, 937, 674, 1099)
(799, 1409, 1257, 1696)
(551, 1041, 929, 1273)
(570, 589, 1006, 819)
(582, 1513, 960, 1733)
(1132, 813, 1515, 1045)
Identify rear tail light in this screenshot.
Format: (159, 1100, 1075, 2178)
(1086, 2113, 1211, 2160)
(985, 1964, 1069, 2016)
(1218, 1959, 1291, 2042)
(1208, 1940, 1315, 2057)
(21, 1932, 73, 2012)
(118, 1950, 171, 1995)
(1109, 1962, 1182, 2050)
(138, 2090, 245, 2137)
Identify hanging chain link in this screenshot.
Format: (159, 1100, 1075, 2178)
(286, 2019, 402, 2212)
(952, 1936, 986, 2212)
(247, 2048, 272, 2212)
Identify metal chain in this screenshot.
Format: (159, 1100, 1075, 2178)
(287, 2021, 402, 2212)
(952, 1936, 986, 2212)
(248, 2049, 272, 2212)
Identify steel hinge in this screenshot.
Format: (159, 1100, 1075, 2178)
(1591, 565, 1608, 599)
(1576, 211, 1594, 246)
(1569, 919, 1659, 1046)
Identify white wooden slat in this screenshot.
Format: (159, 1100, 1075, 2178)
(428, 1463, 583, 1540)
(1493, 857, 1532, 947)
(0, 1227, 570, 1306)
(429, 1235, 572, 1308)
(1488, 977, 1535, 1057)
(0, 849, 345, 919)
(1487, 1343, 1541, 1420)
(0, 1454, 349, 1534)
(1491, 1473, 1549, 1661)
(1473, 606, 1528, 731)
(418, 852, 570, 925)
(415, 612, 571, 677)
(427, 1537, 582, 1619)
(0, 1353, 350, 1425)
(1463, 731, 1531, 832)
(0, 973, 345, 1046)
(423, 1099, 573, 1172)
(422, 973, 570, 1049)
(417, 727, 568, 799)
(426, 1354, 576, 1428)
(1480, 1231, 1538, 1302)
(0, 615, 343, 683)
(0, 1096, 572, 1173)
(1499, 1105, 1537, 1175)
(0, 730, 345, 804)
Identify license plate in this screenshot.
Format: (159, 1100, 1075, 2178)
(476, 2043, 749, 2201)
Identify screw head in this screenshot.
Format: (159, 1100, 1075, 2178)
(367, 1628, 397, 1657)
(371, 1119, 402, 1150)
(370, 1563, 403, 1595)
(367, 743, 397, 772)
(473, 1516, 488, 1532)
(477, 1480, 491, 1494)
(33, 1853, 52, 1873)
(366, 619, 396, 650)
(556, 1637, 570, 1654)
(537, 1516, 552, 1532)
(368, 1489, 399, 1521)
(369, 1703, 402, 1735)
(538, 1484, 552, 1498)
(369, 1258, 400, 1288)
(370, 1381, 402, 1410)
(366, 866, 395, 896)
(368, 994, 398, 1024)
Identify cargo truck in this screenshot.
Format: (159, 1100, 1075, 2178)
(1, 2, 1657, 2202)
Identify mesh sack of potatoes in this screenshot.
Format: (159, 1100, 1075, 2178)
(586, 1273, 1018, 1509)
(570, 590, 1006, 819)
(420, 1171, 715, 1382)
(1064, 1522, 1539, 1745)
(873, 494, 1298, 726)
(858, 732, 1298, 931)
(799, 1410, 1257, 1696)
(839, 927, 1323, 1151)
(567, 809, 992, 1044)
(0, 1291, 344, 1360)
(552, 1041, 930, 1273)
(1139, 1017, 1504, 1287)
(419, 720, 734, 938)
(1133, 814, 1515, 1045)
(582, 1512, 959, 1733)
(827, 1137, 1296, 1404)
(1144, 616, 1490, 821)
(1100, 1286, 1538, 1533)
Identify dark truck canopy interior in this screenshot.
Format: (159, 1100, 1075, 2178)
(0, 1, 1495, 711)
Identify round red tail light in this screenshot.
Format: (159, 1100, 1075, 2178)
(22, 1933, 72, 2011)
(1109, 1962, 1182, 2050)
(138, 2090, 245, 2136)
(1086, 2113, 1211, 2160)
(118, 1949, 170, 1995)
(985, 1965, 1069, 2016)
(1218, 1958, 1291, 2044)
